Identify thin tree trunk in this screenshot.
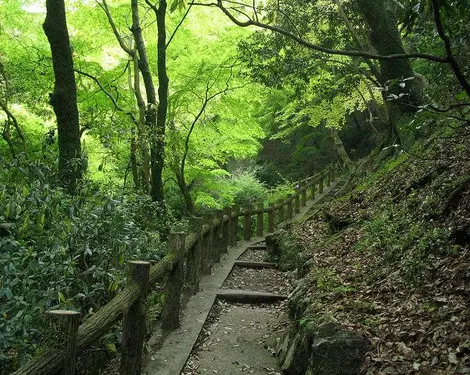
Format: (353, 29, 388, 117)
(130, 131, 140, 190)
(131, 53, 151, 192)
(174, 167, 194, 214)
(151, 0, 169, 204)
(43, 0, 82, 192)
(332, 129, 353, 166)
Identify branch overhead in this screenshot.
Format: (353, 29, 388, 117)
(189, 0, 449, 64)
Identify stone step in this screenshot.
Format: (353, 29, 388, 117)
(217, 289, 287, 304)
(246, 245, 267, 250)
(234, 260, 277, 269)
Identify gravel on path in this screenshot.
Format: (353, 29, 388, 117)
(182, 301, 289, 375)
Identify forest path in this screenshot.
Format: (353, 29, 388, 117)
(144, 178, 345, 375)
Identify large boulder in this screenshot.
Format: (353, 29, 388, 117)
(279, 322, 369, 375)
(309, 322, 370, 375)
(281, 331, 311, 375)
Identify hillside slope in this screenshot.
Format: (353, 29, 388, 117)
(289, 127, 470, 374)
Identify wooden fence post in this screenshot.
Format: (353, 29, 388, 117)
(161, 233, 185, 331)
(278, 202, 285, 224)
(286, 194, 293, 220)
(243, 206, 252, 241)
(294, 184, 300, 214)
(319, 174, 324, 194)
(222, 208, 230, 253)
(256, 203, 264, 237)
(45, 310, 80, 375)
(227, 208, 235, 247)
(121, 261, 150, 375)
(214, 210, 223, 262)
(310, 181, 316, 200)
(200, 215, 213, 274)
(327, 167, 331, 187)
(267, 203, 275, 233)
(231, 206, 240, 246)
(186, 217, 203, 295)
(301, 183, 307, 207)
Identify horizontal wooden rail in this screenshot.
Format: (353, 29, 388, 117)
(13, 164, 337, 375)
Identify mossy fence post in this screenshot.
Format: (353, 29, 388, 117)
(222, 208, 230, 253)
(201, 215, 213, 274)
(278, 201, 285, 224)
(45, 310, 80, 375)
(319, 174, 324, 194)
(243, 206, 252, 240)
(294, 183, 300, 214)
(286, 194, 293, 220)
(230, 206, 240, 246)
(213, 210, 223, 263)
(256, 203, 264, 237)
(161, 232, 186, 331)
(268, 203, 275, 233)
(121, 261, 150, 375)
(187, 217, 203, 295)
(301, 182, 307, 207)
(310, 181, 316, 200)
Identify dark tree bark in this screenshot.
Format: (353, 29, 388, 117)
(356, 0, 424, 142)
(175, 167, 195, 214)
(151, 0, 169, 203)
(43, 0, 82, 192)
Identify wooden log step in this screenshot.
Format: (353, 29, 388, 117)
(217, 289, 287, 304)
(234, 261, 277, 269)
(246, 245, 267, 250)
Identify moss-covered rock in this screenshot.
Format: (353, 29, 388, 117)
(310, 322, 369, 375)
(278, 321, 369, 375)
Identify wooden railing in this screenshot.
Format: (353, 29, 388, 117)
(12, 165, 336, 375)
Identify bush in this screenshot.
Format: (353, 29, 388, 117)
(193, 170, 268, 212)
(354, 205, 452, 284)
(0, 159, 168, 372)
(231, 171, 267, 208)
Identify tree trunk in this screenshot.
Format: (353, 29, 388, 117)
(356, 0, 424, 143)
(130, 0, 156, 196)
(130, 52, 151, 192)
(175, 167, 194, 214)
(331, 129, 352, 166)
(151, 0, 169, 204)
(130, 131, 140, 190)
(43, 0, 82, 193)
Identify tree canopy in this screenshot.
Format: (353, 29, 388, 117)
(1, 0, 470, 372)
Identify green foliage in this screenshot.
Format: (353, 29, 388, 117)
(193, 169, 268, 212)
(267, 181, 295, 205)
(230, 171, 267, 208)
(309, 267, 355, 294)
(0, 159, 168, 371)
(270, 229, 301, 271)
(354, 152, 408, 192)
(355, 205, 453, 284)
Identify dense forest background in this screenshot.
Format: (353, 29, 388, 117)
(1, 0, 469, 373)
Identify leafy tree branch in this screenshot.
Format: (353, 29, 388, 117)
(431, 0, 470, 98)
(190, 0, 449, 63)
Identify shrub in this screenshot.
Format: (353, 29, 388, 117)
(0, 159, 167, 372)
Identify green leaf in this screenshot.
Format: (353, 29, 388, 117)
(58, 291, 66, 304)
(455, 91, 468, 101)
(170, 0, 180, 12)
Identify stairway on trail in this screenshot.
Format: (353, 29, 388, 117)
(144, 178, 345, 375)
(182, 242, 291, 375)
